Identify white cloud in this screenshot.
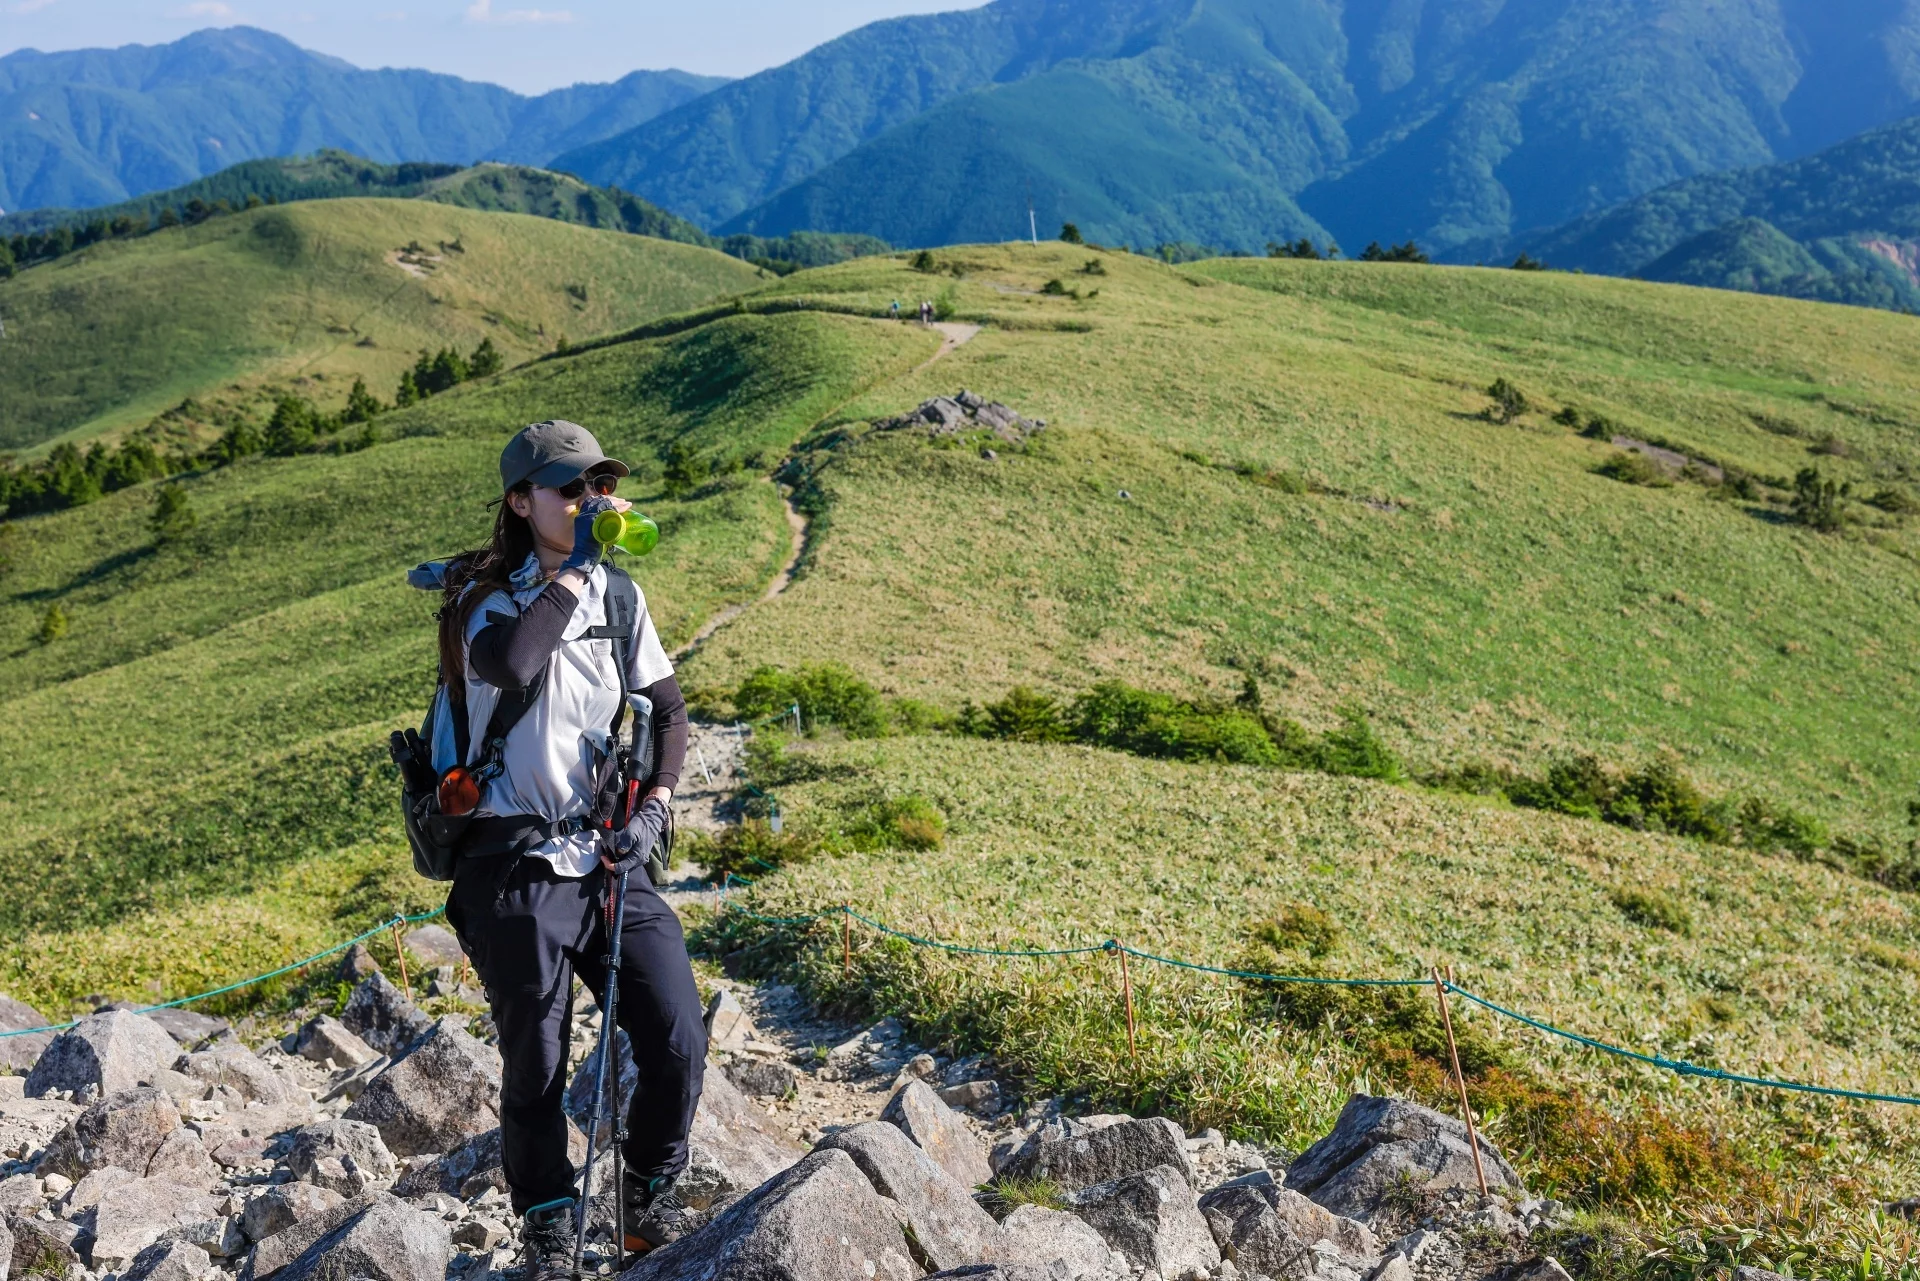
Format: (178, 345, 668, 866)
(464, 0, 573, 23)
(169, 1, 235, 16)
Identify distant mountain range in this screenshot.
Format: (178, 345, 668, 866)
(556, 0, 1920, 257)
(0, 27, 723, 213)
(1522, 115, 1920, 311)
(10, 6, 1920, 287)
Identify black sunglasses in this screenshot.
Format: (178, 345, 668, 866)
(553, 472, 618, 500)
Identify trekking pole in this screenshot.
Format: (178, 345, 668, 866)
(573, 871, 631, 1279)
(389, 919, 411, 998)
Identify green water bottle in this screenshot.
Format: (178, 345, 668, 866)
(592, 507, 659, 557)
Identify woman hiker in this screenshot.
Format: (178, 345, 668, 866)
(436, 419, 705, 1276)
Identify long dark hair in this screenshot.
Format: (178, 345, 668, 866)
(438, 482, 534, 695)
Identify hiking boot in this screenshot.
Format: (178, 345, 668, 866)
(518, 1199, 576, 1281)
(621, 1169, 691, 1255)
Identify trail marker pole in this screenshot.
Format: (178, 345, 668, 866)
(1117, 944, 1139, 1065)
(390, 920, 411, 998)
(842, 906, 853, 981)
(1432, 965, 1489, 1198)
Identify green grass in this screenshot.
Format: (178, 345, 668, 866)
(0, 198, 763, 453)
(677, 246, 1920, 839)
(6, 241, 1920, 1267)
(704, 732, 1920, 1261)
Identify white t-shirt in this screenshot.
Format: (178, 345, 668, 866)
(461, 555, 674, 877)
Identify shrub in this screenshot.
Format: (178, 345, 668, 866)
(1737, 798, 1828, 857)
(1580, 413, 1616, 440)
(150, 483, 195, 544)
(1059, 223, 1084, 245)
(1552, 406, 1581, 428)
(1040, 279, 1070, 296)
(1081, 258, 1107, 275)
(264, 395, 322, 456)
(909, 249, 937, 273)
(1360, 240, 1428, 264)
(842, 794, 947, 852)
(1253, 903, 1342, 957)
(1484, 377, 1528, 424)
(1595, 451, 1671, 487)
(1068, 681, 1278, 765)
(1423, 761, 1519, 796)
(888, 698, 954, 734)
(963, 687, 1069, 742)
(1612, 755, 1730, 841)
(732, 664, 888, 738)
(1610, 886, 1694, 935)
(933, 285, 958, 322)
(1267, 238, 1326, 260)
(1510, 252, 1547, 271)
(661, 442, 708, 498)
(340, 377, 384, 424)
(1791, 467, 1847, 531)
(1507, 755, 1612, 820)
(1314, 708, 1403, 781)
(37, 602, 68, 645)
(685, 820, 821, 882)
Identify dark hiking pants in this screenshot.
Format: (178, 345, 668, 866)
(447, 853, 707, 1216)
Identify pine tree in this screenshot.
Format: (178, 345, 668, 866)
(38, 603, 68, 645)
(341, 377, 384, 424)
(1059, 223, 1084, 245)
(468, 337, 503, 379)
(394, 369, 421, 408)
(151, 483, 196, 544)
(265, 395, 319, 456)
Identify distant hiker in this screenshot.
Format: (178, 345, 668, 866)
(920, 299, 933, 324)
(429, 421, 700, 1277)
(890, 299, 901, 320)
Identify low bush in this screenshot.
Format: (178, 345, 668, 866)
(682, 819, 823, 883)
(959, 687, 1070, 742)
(1253, 903, 1342, 957)
(841, 794, 947, 852)
(731, 663, 888, 737)
(1610, 886, 1694, 935)
(1069, 681, 1278, 765)
(1595, 451, 1671, 487)
(1484, 377, 1528, 424)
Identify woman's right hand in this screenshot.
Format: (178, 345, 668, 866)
(561, 494, 619, 572)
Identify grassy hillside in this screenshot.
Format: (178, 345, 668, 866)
(0, 198, 762, 452)
(675, 246, 1920, 837)
(712, 733, 1920, 1235)
(5, 243, 1919, 1268)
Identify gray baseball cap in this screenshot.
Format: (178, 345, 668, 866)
(498, 419, 629, 492)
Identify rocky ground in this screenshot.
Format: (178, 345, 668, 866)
(0, 755, 1805, 1281)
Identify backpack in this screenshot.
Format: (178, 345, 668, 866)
(391, 563, 671, 883)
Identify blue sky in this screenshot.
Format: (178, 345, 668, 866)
(0, 0, 991, 93)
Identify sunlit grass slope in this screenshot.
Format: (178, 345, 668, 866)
(711, 732, 1920, 1232)
(0, 198, 764, 452)
(679, 245, 1920, 837)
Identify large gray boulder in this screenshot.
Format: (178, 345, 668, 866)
(123, 1238, 213, 1281)
(85, 1177, 220, 1271)
(0, 994, 54, 1074)
(883, 1079, 992, 1190)
(173, 1045, 297, 1106)
(996, 1204, 1126, 1281)
(1285, 1097, 1521, 1225)
(1065, 1164, 1218, 1278)
(241, 1192, 377, 1280)
(7, 1209, 81, 1280)
(816, 1122, 1002, 1272)
(36, 1086, 178, 1181)
(998, 1115, 1193, 1194)
(624, 1148, 918, 1281)
(284, 1120, 397, 1197)
(241, 1183, 345, 1245)
(401, 925, 465, 969)
(143, 1127, 220, 1189)
(270, 1194, 449, 1281)
(339, 975, 432, 1057)
(142, 1009, 230, 1048)
(343, 1017, 500, 1156)
(1200, 1171, 1380, 1279)
(292, 1016, 376, 1069)
(24, 1011, 180, 1098)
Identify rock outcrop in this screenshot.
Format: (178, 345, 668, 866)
(25, 1011, 181, 1099)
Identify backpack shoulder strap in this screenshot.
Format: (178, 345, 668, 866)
(583, 566, 638, 729)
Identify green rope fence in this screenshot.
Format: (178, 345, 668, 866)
(0, 906, 446, 1041)
(716, 874, 1920, 1108)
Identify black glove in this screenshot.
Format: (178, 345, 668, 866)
(605, 795, 670, 876)
(560, 494, 618, 574)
